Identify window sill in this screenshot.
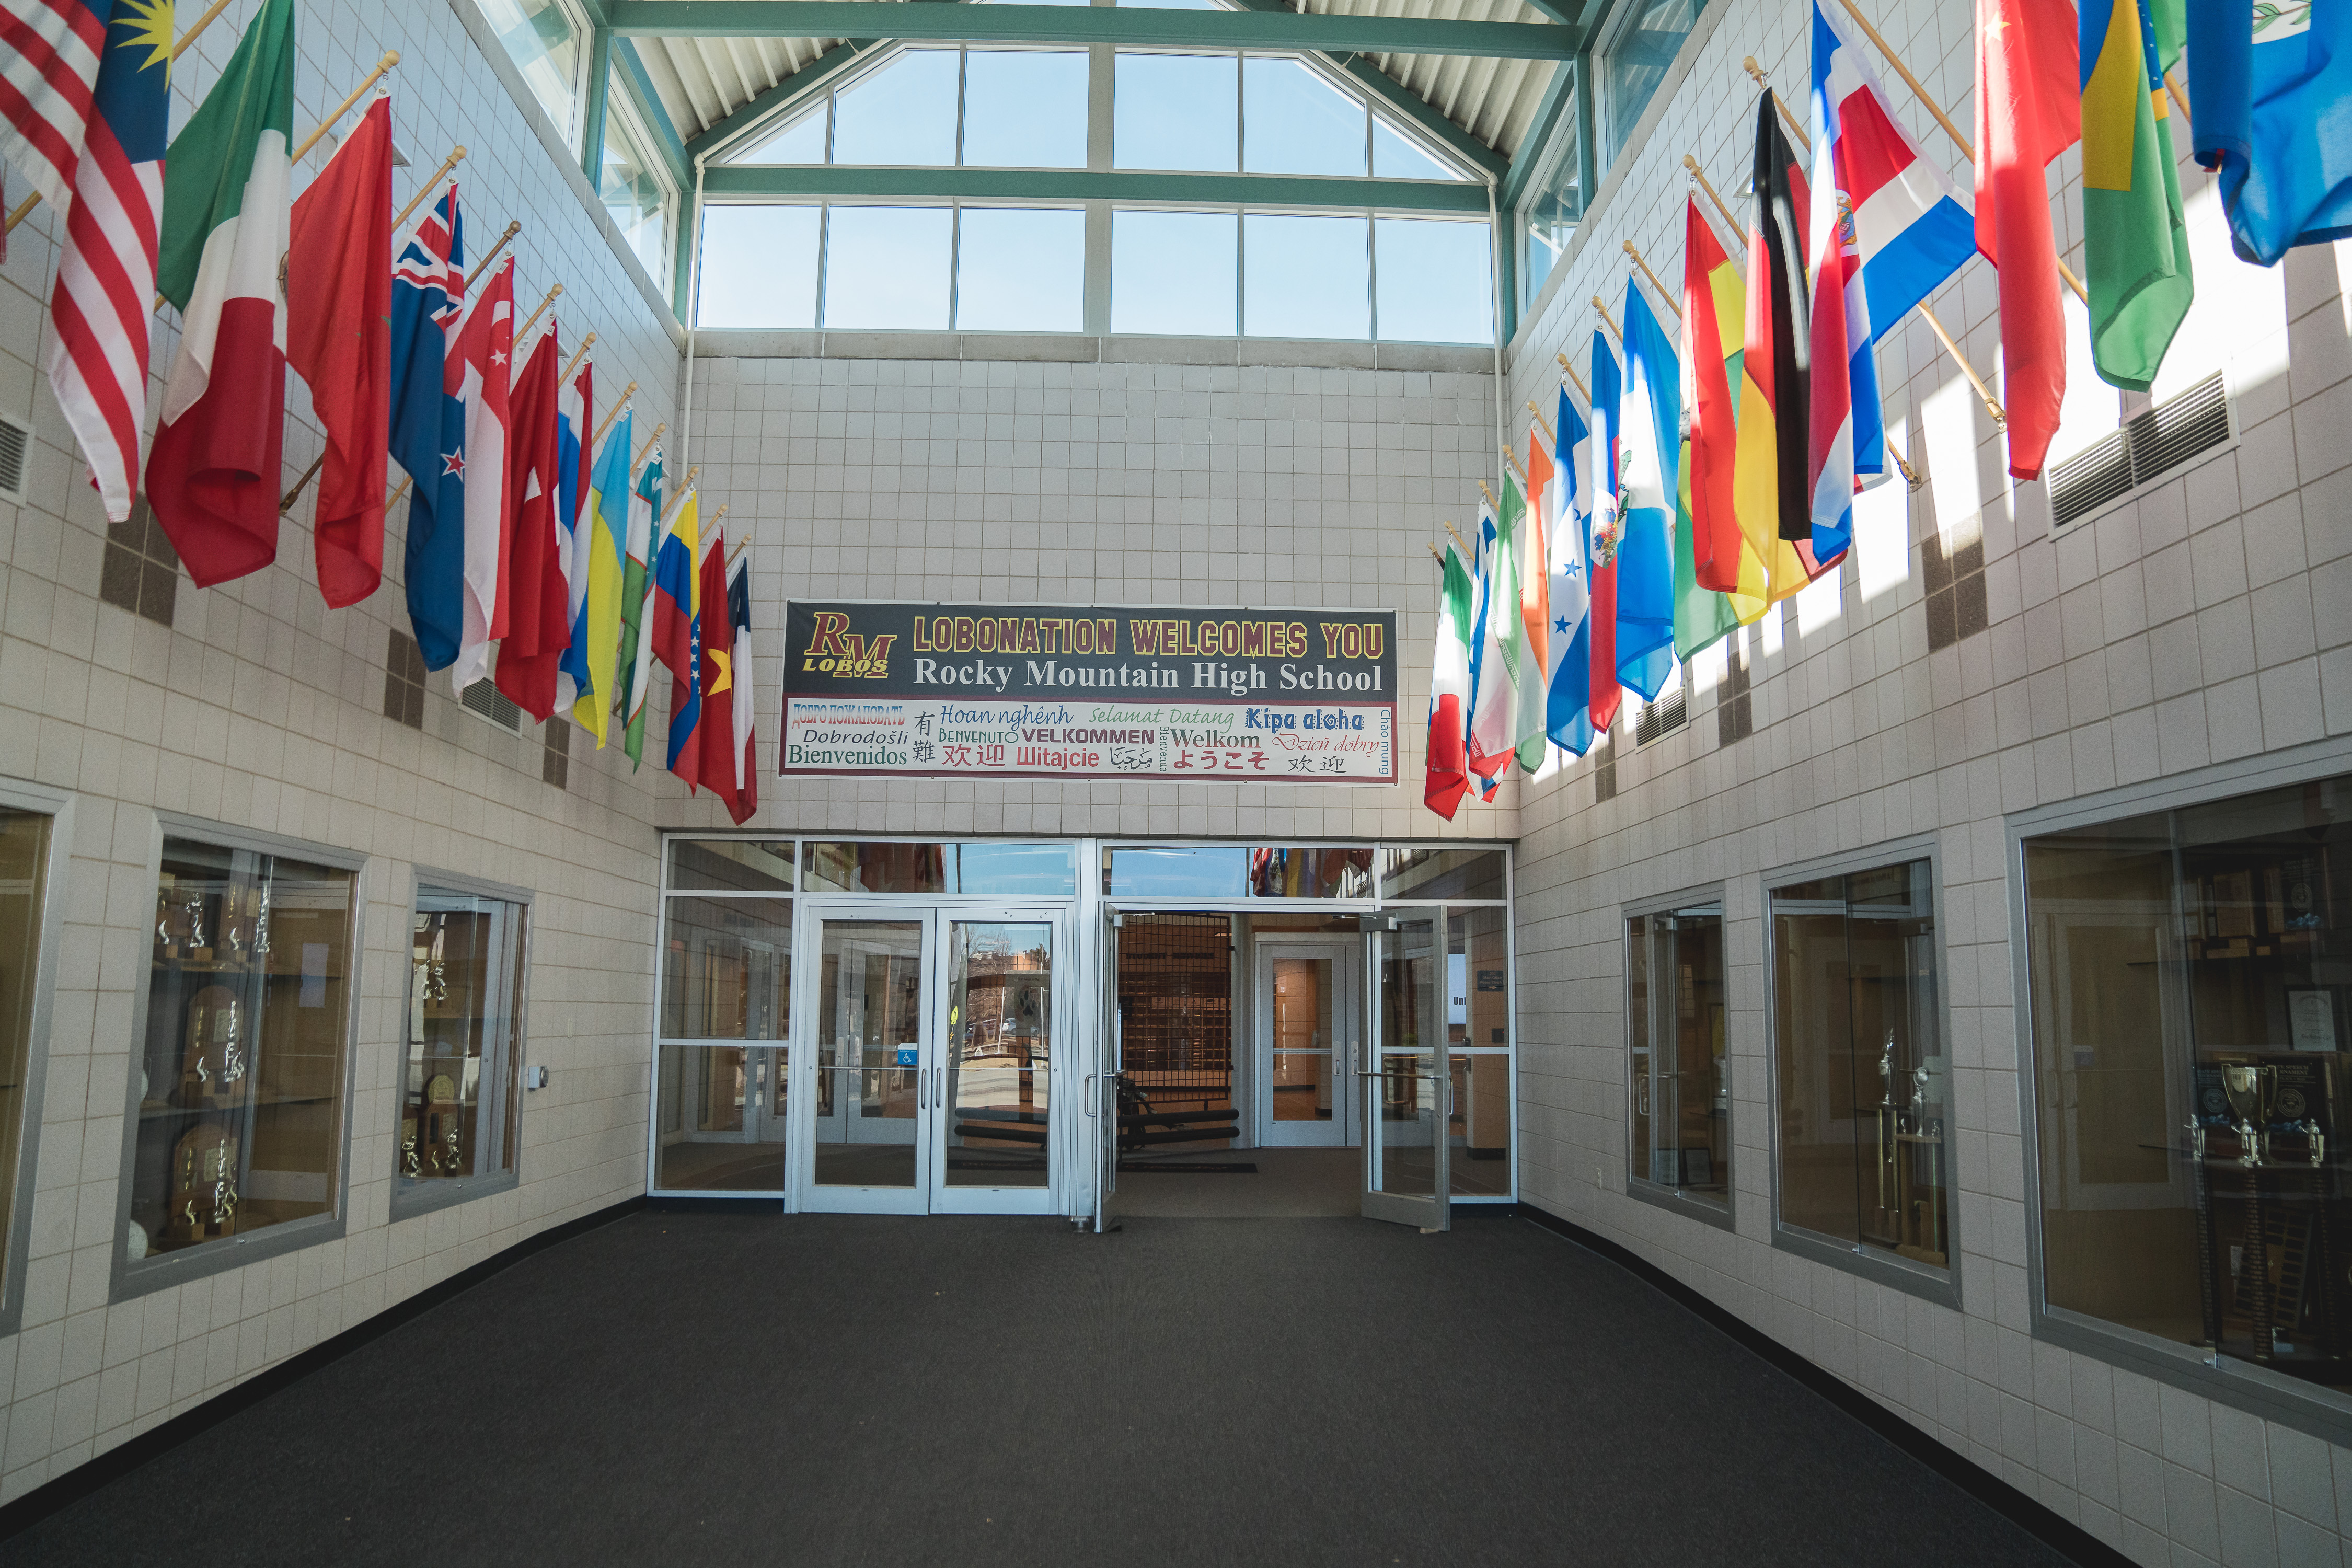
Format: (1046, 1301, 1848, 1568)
(112, 1210, 348, 1302)
(1626, 1175, 1735, 1232)
(1771, 1220, 1961, 1311)
(688, 329, 1493, 372)
(389, 1169, 521, 1224)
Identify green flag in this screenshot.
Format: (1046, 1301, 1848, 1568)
(2080, 0, 2193, 391)
(1672, 434, 1738, 662)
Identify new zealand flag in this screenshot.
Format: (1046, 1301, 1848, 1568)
(389, 185, 466, 668)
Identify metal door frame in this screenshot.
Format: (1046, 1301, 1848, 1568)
(1253, 935, 1362, 1148)
(1364, 906, 1448, 1229)
(792, 903, 938, 1215)
(929, 905, 1069, 1216)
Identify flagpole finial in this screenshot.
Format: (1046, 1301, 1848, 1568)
(1743, 55, 1768, 87)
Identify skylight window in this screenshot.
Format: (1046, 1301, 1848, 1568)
(698, 205, 822, 328)
(1243, 214, 1368, 339)
(1374, 118, 1459, 181)
(1374, 217, 1492, 343)
(958, 207, 1087, 331)
(1112, 209, 1238, 335)
(962, 50, 1089, 168)
(738, 102, 826, 164)
(833, 47, 960, 165)
(1242, 56, 1364, 177)
(1114, 53, 1239, 171)
(824, 206, 955, 329)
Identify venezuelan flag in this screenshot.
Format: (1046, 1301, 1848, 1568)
(2081, 0, 2193, 390)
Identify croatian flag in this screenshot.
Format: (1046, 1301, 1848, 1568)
(389, 183, 465, 668)
(1544, 384, 1594, 757)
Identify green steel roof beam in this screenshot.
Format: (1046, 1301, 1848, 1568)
(700, 164, 1493, 213)
(1497, 48, 1577, 211)
(682, 38, 878, 163)
(609, 2, 1583, 59)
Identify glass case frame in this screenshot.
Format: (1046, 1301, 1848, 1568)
(1623, 882, 1734, 1231)
(110, 813, 366, 1299)
(0, 777, 71, 1338)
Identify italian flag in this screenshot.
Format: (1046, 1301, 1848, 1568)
(1424, 540, 1475, 820)
(146, 0, 295, 587)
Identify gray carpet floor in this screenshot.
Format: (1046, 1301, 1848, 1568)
(0, 1212, 2074, 1567)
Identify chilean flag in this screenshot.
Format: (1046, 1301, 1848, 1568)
(389, 183, 466, 669)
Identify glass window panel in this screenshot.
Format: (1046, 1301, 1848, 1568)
(956, 207, 1086, 333)
(944, 921, 1053, 1187)
(1372, 116, 1461, 180)
(1111, 209, 1237, 336)
(1629, 904, 1728, 1205)
(813, 920, 926, 1189)
(1770, 859, 1946, 1268)
(1243, 213, 1368, 340)
(1378, 846, 1505, 901)
(696, 205, 821, 329)
(597, 98, 671, 286)
(1248, 847, 1373, 899)
(832, 47, 961, 165)
(1103, 846, 1249, 898)
(1114, 52, 1238, 171)
(131, 839, 354, 1261)
(736, 102, 827, 164)
(1242, 56, 1364, 176)
(1517, 100, 1579, 306)
(1375, 217, 1492, 344)
(1449, 906, 1512, 1049)
(823, 206, 954, 330)
(478, 0, 583, 145)
(661, 898, 791, 1040)
(0, 809, 49, 1301)
(1449, 1053, 1512, 1194)
(803, 842, 950, 894)
(1600, 0, 1701, 161)
(961, 51, 1089, 168)
(1375, 917, 1438, 1198)
(1272, 956, 1336, 1122)
(953, 843, 1079, 895)
(671, 839, 795, 893)
(655, 1045, 787, 1191)
(401, 890, 525, 1197)
(2025, 777, 2352, 1387)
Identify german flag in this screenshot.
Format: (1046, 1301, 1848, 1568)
(1734, 90, 1833, 602)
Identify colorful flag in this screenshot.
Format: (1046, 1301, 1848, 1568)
(1673, 429, 1739, 661)
(492, 320, 570, 721)
(145, 0, 295, 586)
(1464, 508, 1501, 801)
(1424, 541, 1475, 818)
(572, 410, 632, 746)
(1544, 385, 1594, 756)
(286, 93, 391, 608)
(655, 488, 704, 787)
(390, 185, 465, 668)
(1806, 4, 1881, 569)
(1464, 489, 1524, 782)
(553, 353, 592, 710)
(449, 255, 515, 695)
(1684, 198, 1767, 616)
(36, 0, 168, 524)
(699, 537, 754, 824)
(1976, 0, 2079, 479)
(618, 445, 664, 765)
(1811, 0, 1978, 343)
(1587, 330, 1624, 736)
(1616, 285, 1679, 704)
(725, 547, 758, 821)
(1515, 434, 1551, 774)
(2080, 0, 2193, 390)
(2188, 0, 2352, 265)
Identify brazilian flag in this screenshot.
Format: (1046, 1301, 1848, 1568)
(2080, 0, 2194, 390)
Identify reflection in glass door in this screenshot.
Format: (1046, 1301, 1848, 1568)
(1255, 940, 1360, 1147)
(934, 915, 1059, 1215)
(1364, 914, 1447, 1229)
(806, 915, 930, 1213)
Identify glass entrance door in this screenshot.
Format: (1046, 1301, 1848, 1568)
(804, 913, 932, 1214)
(1256, 939, 1361, 1147)
(1093, 910, 1124, 1232)
(1364, 913, 1447, 1229)
(932, 913, 1061, 1215)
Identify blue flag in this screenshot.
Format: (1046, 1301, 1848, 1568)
(389, 187, 466, 668)
(1615, 287, 1679, 704)
(1464, 508, 1502, 801)
(2188, 0, 2352, 264)
(1544, 385, 1594, 755)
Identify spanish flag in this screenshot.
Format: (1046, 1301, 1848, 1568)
(2080, 0, 2192, 390)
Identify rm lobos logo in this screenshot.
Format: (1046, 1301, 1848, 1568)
(801, 612, 898, 677)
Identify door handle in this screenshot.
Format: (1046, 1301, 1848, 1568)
(1085, 1071, 1097, 1118)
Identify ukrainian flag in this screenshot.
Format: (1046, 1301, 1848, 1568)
(2081, 0, 2194, 390)
(572, 412, 632, 745)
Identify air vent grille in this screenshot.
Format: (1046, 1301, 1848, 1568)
(0, 409, 29, 503)
(2051, 372, 2231, 528)
(459, 679, 522, 732)
(1634, 684, 1687, 747)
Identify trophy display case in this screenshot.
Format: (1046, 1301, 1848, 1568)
(128, 838, 353, 1261)
(399, 887, 526, 1203)
(1628, 900, 1731, 1209)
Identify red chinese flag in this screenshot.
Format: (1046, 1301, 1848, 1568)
(492, 325, 571, 720)
(1975, 0, 2079, 480)
(285, 96, 392, 608)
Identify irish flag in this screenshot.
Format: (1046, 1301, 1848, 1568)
(146, 0, 295, 586)
(1424, 541, 1474, 819)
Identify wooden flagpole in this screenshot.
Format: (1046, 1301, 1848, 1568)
(517, 282, 562, 342)
(633, 422, 666, 472)
(1592, 295, 1623, 344)
(1445, 520, 1472, 557)
(660, 468, 702, 526)
(391, 146, 467, 237)
(1681, 156, 1746, 250)
(1554, 352, 1589, 403)
(1502, 442, 1531, 490)
(1622, 239, 1684, 320)
(1526, 401, 1556, 446)
(591, 381, 639, 447)
(1425, 540, 1446, 564)
(295, 53, 399, 162)
(559, 331, 596, 386)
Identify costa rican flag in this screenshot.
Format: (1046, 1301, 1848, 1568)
(21, 0, 170, 520)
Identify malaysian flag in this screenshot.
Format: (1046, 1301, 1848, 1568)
(15, 1, 170, 521)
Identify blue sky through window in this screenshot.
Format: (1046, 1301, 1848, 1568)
(961, 50, 1089, 167)
(1243, 213, 1367, 339)
(1374, 216, 1491, 343)
(739, 102, 826, 164)
(958, 208, 1086, 331)
(1114, 53, 1237, 171)
(1242, 57, 1363, 176)
(697, 205, 822, 328)
(824, 206, 954, 329)
(1112, 209, 1237, 335)
(833, 48, 960, 164)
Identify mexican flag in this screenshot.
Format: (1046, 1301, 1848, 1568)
(146, 0, 295, 587)
(1423, 541, 1475, 820)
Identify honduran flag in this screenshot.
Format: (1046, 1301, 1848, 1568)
(389, 182, 466, 669)
(1543, 384, 1594, 756)
(1424, 540, 1475, 818)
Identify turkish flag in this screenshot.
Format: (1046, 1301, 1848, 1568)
(286, 96, 393, 608)
(1975, 0, 2079, 480)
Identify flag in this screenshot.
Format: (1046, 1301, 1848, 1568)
(656, 489, 704, 787)
(389, 183, 466, 669)
(572, 410, 631, 745)
(1806, 2, 1882, 569)
(554, 353, 592, 710)
(619, 445, 664, 765)
(700, 539, 756, 825)
(286, 94, 391, 608)
(1616, 285, 1679, 704)
(1587, 331, 1624, 736)
(492, 320, 570, 721)
(1515, 434, 1551, 774)
(2082, 0, 2193, 389)
(1684, 199, 1768, 618)
(145, 0, 295, 586)
(726, 547, 758, 821)
(1425, 541, 1475, 818)
(1543, 385, 1594, 756)
(2186, 0, 2350, 265)
(449, 255, 515, 695)
(1976, 0, 2080, 480)
(1673, 430, 1739, 661)
(1464, 489, 1525, 781)
(32, 0, 166, 524)
(1463, 509, 1502, 801)
(1811, 0, 1979, 343)
(0, 0, 109, 215)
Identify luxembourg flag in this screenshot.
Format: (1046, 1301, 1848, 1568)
(1544, 385, 1594, 756)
